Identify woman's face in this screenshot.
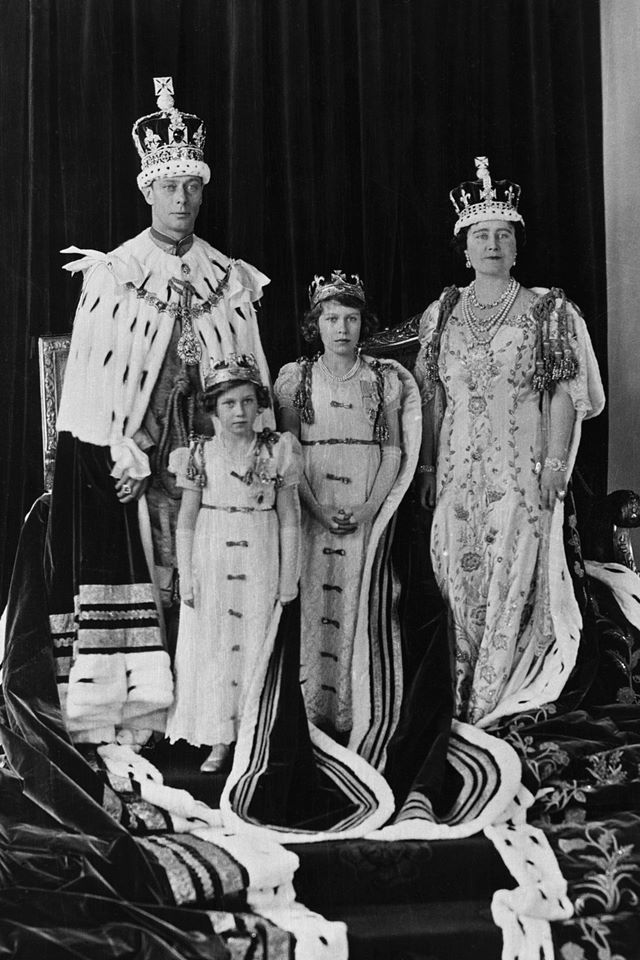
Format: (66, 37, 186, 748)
(214, 383, 260, 437)
(317, 300, 362, 359)
(465, 220, 517, 279)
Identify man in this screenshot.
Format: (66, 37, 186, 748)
(49, 77, 272, 748)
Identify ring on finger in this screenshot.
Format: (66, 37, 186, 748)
(121, 483, 132, 495)
(557, 490, 566, 501)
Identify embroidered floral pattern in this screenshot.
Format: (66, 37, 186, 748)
(429, 307, 552, 722)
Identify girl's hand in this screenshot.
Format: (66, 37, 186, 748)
(313, 504, 357, 536)
(415, 472, 437, 510)
(540, 464, 567, 510)
(278, 586, 298, 605)
(181, 589, 195, 608)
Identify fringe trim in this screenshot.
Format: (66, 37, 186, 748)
(531, 287, 580, 392)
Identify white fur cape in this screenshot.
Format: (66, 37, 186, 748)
(57, 229, 271, 447)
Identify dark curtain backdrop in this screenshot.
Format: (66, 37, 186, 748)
(1, 0, 607, 605)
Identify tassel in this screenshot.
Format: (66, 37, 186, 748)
(293, 356, 317, 424)
(532, 288, 579, 394)
(186, 436, 207, 487)
(368, 358, 390, 443)
(423, 285, 461, 387)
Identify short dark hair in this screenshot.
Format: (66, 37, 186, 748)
(203, 378, 271, 414)
(301, 293, 379, 347)
(451, 220, 526, 261)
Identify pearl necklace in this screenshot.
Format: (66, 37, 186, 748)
(318, 355, 361, 382)
(469, 277, 517, 310)
(461, 281, 520, 346)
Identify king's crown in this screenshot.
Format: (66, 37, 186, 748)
(132, 77, 210, 189)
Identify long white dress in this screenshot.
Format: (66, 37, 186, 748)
(275, 356, 401, 736)
(165, 431, 300, 746)
(414, 286, 604, 725)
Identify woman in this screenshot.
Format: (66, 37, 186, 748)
(414, 157, 605, 727)
(274, 272, 409, 740)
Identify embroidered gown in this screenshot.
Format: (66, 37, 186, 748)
(274, 357, 401, 736)
(165, 431, 300, 747)
(414, 288, 602, 725)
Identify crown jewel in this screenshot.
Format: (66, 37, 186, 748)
(132, 77, 211, 190)
(308, 270, 366, 308)
(204, 353, 263, 392)
(449, 156, 523, 235)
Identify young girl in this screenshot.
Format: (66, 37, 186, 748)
(274, 271, 403, 741)
(166, 354, 301, 772)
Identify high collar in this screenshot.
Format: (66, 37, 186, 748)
(149, 226, 194, 258)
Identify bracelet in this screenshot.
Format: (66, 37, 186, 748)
(417, 464, 435, 475)
(544, 457, 567, 473)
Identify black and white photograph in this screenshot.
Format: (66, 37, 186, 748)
(1, 2, 639, 958)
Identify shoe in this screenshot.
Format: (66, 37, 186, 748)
(200, 743, 230, 773)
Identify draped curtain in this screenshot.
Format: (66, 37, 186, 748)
(0, 0, 607, 605)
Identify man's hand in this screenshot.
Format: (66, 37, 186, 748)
(415, 472, 437, 510)
(115, 472, 149, 504)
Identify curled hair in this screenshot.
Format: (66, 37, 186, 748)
(203, 378, 271, 413)
(301, 293, 379, 347)
(451, 221, 526, 261)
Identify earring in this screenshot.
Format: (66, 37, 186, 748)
(465, 252, 472, 270)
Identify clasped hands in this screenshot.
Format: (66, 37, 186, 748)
(115, 472, 149, 504)
(315, 503, 374, 535)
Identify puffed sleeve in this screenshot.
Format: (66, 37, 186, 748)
(168, 445, 203, 491)
(413, 300, 441, 403)
(562, 301, 605, 421)
(275, 431, 303, 487)
(274, 362, 302, 410)
(530, 288, 606, 422)
(382, 364, 402, 411)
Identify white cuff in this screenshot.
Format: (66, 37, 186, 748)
(110, 437, 151, 480)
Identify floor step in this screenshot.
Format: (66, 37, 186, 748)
(286, 836, 512, 907)
(325, 900, 501, 960)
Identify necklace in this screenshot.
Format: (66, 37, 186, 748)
(469, 277, 516, 310)
(461, 281, 520, 347)
(318, 354, 361, 382)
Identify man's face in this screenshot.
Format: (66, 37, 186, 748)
(143, 175, 203, 239)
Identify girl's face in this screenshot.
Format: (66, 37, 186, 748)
(317, 300, 362, 359)
(214, 383, 260, 437)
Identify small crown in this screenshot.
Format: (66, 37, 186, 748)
(449, 156, 523, 235)
(308, 270, 366, 308)
(131, 77, 211, 189)
(204, 353, 263, 392)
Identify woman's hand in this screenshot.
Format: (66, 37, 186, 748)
(115, 472, 149, 503)
(415, 472, 437, 510)
(540, 464, 567, 510)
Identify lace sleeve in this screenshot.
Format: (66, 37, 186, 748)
(274, 362, 302, 410)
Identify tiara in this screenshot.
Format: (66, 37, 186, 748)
(449, 156, 524, 235)
(131, 77, 211, 190)
(308, 270, 366, 308)
(204, 353, 263, 391)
